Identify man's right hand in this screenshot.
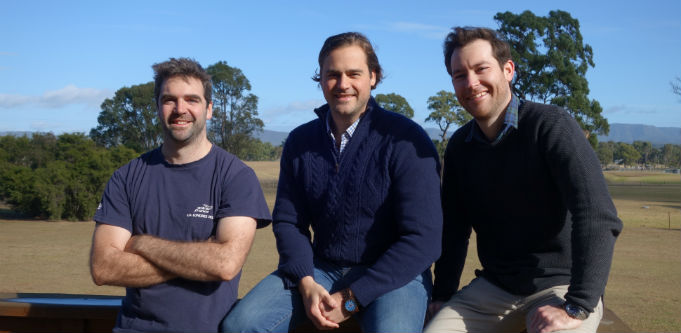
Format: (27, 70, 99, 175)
(298, 276, 340, 330)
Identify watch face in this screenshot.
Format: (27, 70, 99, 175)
(565, 303, 588, 320)
(344, 299, 357, 312)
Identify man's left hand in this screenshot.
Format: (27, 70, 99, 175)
(527, 304, 582, 333)
(320, 291, 351, 325)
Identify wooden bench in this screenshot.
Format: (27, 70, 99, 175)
(0, 293, 631, 333)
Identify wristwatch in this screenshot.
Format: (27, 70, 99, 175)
(563, 301, 589, 320)
(342, 288, 360, 314)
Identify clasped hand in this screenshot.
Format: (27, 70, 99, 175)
(298, 276, 351, 330)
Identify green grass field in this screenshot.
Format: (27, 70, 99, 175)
(0, 165, 678, 332)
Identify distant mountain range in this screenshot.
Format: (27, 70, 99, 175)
(598, 123, 680, 146)
(256, 123, 680, 146)
(3, 123, 679, 146)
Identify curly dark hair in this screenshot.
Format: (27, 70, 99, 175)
(443, 27, 512, 75)
(312, 32, 383, 89)
(152, 57, 212, 106)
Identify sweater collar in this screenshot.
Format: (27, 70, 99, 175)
(466, 94, 520, 144)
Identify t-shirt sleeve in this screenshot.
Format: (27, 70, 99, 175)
(93, 167, 133, 231)
(215, 164, 272, 228)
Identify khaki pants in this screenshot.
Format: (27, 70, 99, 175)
(424, 277, 603, 333)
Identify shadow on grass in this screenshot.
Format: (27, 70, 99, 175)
(651, 227, 681, 231)
(0, 206, 31, 220)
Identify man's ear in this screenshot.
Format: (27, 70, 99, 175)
(206, 101, 213, 120)
(504, 60, 515, 82)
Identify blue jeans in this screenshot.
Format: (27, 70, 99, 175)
(221, 259, 431, 332)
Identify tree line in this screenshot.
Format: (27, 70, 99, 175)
(596, 141, 681, 168)
(0, 133, 138, 220)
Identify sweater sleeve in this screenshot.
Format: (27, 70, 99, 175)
(540, 109, 622, 311)
(432, 137, 473, 302)
(271, 136, 315, 288)
(349, 127, 443, 306)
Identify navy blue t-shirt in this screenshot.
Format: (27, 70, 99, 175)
(94, 145, 271, 332)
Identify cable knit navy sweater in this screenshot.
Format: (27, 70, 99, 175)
(433, 100, 622, 312)
(272, 98, 443, 306)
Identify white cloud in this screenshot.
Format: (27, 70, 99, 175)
(0, 85, 112, 109)
(261, 99, 325, 130)
(605, 105, 658, 115)
(0, 94, 32, 108)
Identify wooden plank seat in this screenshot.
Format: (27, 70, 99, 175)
(0, 293, 631, 333)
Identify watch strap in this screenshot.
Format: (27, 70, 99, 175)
(342, 288, 360, 314)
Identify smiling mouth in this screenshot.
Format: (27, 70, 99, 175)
(470, 91, 488, 100)
(170, 119, 192, 126)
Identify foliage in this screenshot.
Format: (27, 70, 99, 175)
(632, 141, 653, 165)
(0, 133, 138, 221)
(661, 144, 681, 167)
(89, 82, 161, 152)
(672, 76, 681, 97)
(206, 61, 265, 159)
(240, 138, 283, 161)
(425, 90, 471, 144)
(614, 142, 641, 166)
(0, 132, 57, 169)
(375, 93, 414, 118)
(495, 10, 608, 146)
(596, 141, 614, 166)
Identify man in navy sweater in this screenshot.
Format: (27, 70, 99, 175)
(222, 32, 443, 332)
(424, 27, 622, 333)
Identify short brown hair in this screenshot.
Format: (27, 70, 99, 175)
(443, 27, 512, 75)
(312, 32, 383, 89)
(152, 57, 212, 106)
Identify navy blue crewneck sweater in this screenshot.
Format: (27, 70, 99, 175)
(433, 100, 622, 311)
(272, 98, 443, 306)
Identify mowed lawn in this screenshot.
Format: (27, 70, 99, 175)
(0, 164, 679, 332)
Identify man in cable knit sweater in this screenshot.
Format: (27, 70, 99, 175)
(424, 27, 622, 333)
(221, 32, 443, 333)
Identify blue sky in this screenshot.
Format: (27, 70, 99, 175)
(1, 0, 680, 135)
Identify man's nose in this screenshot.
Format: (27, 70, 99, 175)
(466, 74, 479, 89)
(174, 99, 188, 113)
(337, 74, 351, 90)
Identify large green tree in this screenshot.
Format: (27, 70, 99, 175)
(206, 61, 264, 159)
(495, 10, 608, 146)
(90, 82, 160, 152)
(375, 93, 414, 118)
(425, 90, 471, 143)
(661, 144, 681, 167)
(425, 90, 472, 157)
(632, 141, 653, 165)
(596, 141, 614, 166)
(614, 142, 640, 166)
